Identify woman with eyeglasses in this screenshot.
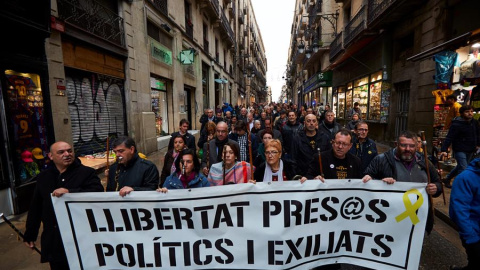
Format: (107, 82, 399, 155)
(207, 141, 254, 185)
(157, 149, 209, 192)
(159, 135, 187, 188)
(254, 139, 296, 183)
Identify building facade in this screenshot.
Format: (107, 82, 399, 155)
(286, 0, 480, 144)
(0, 0, 267, 215)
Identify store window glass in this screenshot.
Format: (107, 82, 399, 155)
(151, 77, 168, 136)
(353, 77, 368, 119)
(369, 71, 383, 121)
(337, 87, 346, 119)
(3, 70, 49, 185)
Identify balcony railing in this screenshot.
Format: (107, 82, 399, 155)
(343, 5, 367, 46)
(149, 0, 168, 17)
(368, 0, 396, 25)
(57, 0, 125, 47)
(329, 31, 343, 60)
(220, 10, 235, 45)
(199, 0, 220, 19)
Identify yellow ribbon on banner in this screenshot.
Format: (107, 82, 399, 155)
(395, 189, 424, 225)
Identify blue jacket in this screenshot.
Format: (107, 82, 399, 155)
(163, 172, 210, 189)
(450, 158, 480, 244)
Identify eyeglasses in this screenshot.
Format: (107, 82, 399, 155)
(398, 143, 416, 149)
(265, 151, 279, 156)
(332, 141, 350, 147)
(357, 128, 368, 132)
(217, 130, 228, 134)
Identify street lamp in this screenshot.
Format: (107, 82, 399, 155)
(297, 40, 305, 54)
(305, 46, 312, 58)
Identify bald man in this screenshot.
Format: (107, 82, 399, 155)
(24, 141, 103, 269)
(201, 122, 239, 175)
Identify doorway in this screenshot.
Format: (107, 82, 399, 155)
(394, 81, 410, 139)
(184, 87, 192, 128)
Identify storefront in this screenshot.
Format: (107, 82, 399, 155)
(332, 70, 390, 123)
(151, 76, 169, 136)
(303, 71, 333, 109)
(0, 0, 51, 215)
(62, 41, 127, 156)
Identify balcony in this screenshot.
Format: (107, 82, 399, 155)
(343, 5, 367, 47)
(238, 9, 244, 24)
(329, 31, 343, 61)
(220, 10, 235, 46)
(368, 0, 426, 29)
(199, 0, 220, 20)
(228, 2, 235, 17)
(149, 0, 168, 17)
(57, 0, 125, 47)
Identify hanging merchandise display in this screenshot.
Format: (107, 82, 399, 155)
(433, 51, 458, 84)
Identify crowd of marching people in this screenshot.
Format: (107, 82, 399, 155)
(23, 100, 480, 270)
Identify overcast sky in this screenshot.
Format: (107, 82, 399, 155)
(251, 0, 295, 102)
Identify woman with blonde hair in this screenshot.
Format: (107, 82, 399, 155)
(253, 139, 296, 182)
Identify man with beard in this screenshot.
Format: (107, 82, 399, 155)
(106, 136, 159, 196)
(319, 110, 342, 140)
(201, 121, 239, 176)
(258, 118, 283, 144)
(24, 141, 103, 269)
(349, 121, 378, 174)
(281, 110, 303, 156)
(362, 130, 443, 233)
(229, 120, 258, 162)
(291, 114, 331, 174)
(300, 128, 362, 182)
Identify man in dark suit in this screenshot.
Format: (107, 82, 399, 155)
(201, 121, 239, 176)
(24, 141, 104, 269)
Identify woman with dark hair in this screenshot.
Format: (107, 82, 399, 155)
(207, 141, 254, 185)
(254, 139, 296, 182)
(253, 129, 274, 167)
(158, 149, 209, 191)
(159, 135, 186, 187)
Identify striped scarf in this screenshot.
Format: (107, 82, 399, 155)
(207, 161, 253, 186)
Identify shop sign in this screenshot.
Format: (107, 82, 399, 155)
(151, 39, 172, 65)
(179, 49, 195, 65)
(303, 71, 333, 93)
(150, 77, 166, 91)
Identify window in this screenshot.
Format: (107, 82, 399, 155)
(147, 20, 173, 49)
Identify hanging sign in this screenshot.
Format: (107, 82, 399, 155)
(179, 49, 195, 65)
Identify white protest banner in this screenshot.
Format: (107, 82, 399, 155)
(52, 180, 428, 270)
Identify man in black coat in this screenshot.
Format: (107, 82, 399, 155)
(201, 121, 239, 176)
(291, 114, 331, 174)
(362, 130, 443, 233)
(301, 128, 362, 182)
(167, 118, 196, 150)
(281, 110, 304, 156)
(319, 110, 342, 140)
(24, 141, 104, 269)
(106, 136, 159, 195)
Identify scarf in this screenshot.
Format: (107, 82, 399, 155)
(179, 172, 196, 188)
(207, 161, 252, 186)
(170, 151, 179, 175)
(263, 160, 284, 183)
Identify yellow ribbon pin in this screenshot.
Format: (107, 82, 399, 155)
(395, 189, 424, 225)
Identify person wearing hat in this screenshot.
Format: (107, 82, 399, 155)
(24, 141, 103, 269)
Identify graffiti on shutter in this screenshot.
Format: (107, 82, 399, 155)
(66, 69, 126, 155)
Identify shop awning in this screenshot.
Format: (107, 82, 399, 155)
(407, 29, 480, 62)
